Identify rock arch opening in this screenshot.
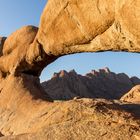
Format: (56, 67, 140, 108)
(40, 52, 140, 101)
(40, 52, 140, 82)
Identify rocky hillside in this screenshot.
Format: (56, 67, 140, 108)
(42, 68, 140, 100)
(0, 98, 140, 140)
(0, 71, 140, 140)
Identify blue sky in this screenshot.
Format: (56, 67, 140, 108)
(0, 0, 140, 81)
(0, 0, 47, 36)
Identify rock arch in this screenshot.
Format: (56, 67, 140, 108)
(0, 0, 139, 101)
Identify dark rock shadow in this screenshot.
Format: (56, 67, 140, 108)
(102, 100, 140, 119)
(119, 103, 140, 119)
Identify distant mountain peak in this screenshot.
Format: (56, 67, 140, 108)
(42, 68, 140, 101)
(59, 70, 68, 77)
(52, 69, 78, 79)
(69, 69, 77, 74)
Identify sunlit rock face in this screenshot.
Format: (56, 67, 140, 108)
(0, 26, 38, 76)
(121, 85, 140, 103)
(0, 98, 140, 139)
(37, 0, 140, 57)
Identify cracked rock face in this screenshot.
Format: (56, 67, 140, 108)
(37, 0, 140, 56)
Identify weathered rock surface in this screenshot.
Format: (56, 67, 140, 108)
(0, 26, 58, 78)
(0, 68, 140, 139)
(0, 74, 53, 135)
(0, 98, 140, 140)
(42, 68, 140, 100)
(121, 85, 140, 103)
(0, 26, 39, 76)
(37, 0, 140, 57)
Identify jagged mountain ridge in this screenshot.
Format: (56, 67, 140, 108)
(42, 68, 140, 100)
